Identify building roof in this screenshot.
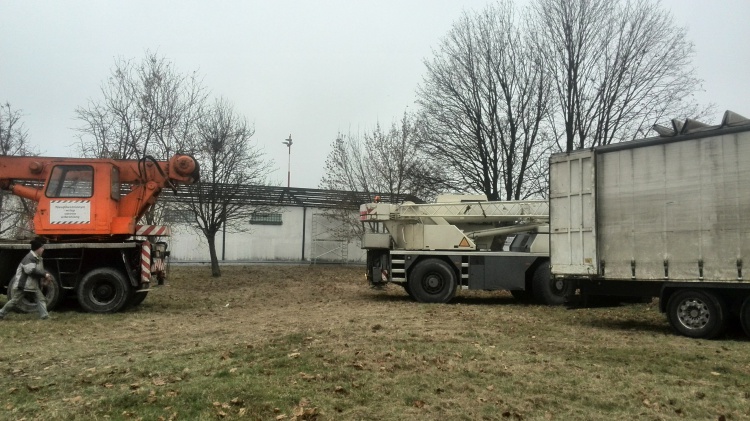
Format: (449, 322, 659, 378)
(163, 184, 423, 210)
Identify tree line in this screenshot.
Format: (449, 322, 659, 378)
(321, 0, 709, 201)
(1, 0, 709, 273)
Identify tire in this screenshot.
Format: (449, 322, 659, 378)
(401, 282, 415, 299)
(407, 259, 457, 303)
(77, 268, 132, 313)
(7, 274, 62, 313)
(667, 289, 726, 339)
(510, 289, 533, 301)
(739, 296, 750, 338)
(531, 261, 572, 305)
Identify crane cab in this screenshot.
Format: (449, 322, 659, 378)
(2, 154, 197, 239)
(34, 162, 128, 237)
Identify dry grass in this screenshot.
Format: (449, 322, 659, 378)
(1, 264, 749, 421)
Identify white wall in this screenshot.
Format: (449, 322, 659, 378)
(167, 207, 365, 263)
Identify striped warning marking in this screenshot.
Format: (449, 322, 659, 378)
(135, 225, 171, 236)
(141, 241, 151, 284)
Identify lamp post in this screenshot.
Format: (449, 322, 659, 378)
(282, 134, 293, 188)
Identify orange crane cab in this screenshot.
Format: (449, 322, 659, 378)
(1, 155, 198, 238)
(0, 154, 199, 313)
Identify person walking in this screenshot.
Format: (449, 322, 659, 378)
(0, 237, 53, 320)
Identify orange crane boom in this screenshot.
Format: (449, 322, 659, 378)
(0, 154, 199, 238)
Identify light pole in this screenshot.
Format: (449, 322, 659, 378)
(282, 134, 293, 188)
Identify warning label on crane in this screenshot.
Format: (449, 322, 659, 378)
(50, 200, 91, 224)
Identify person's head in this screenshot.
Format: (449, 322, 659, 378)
(30, 237, 46, 255)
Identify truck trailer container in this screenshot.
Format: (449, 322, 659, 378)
(549, 110, 750, 339)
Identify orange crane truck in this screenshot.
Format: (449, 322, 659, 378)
(0, 154, 199, 313)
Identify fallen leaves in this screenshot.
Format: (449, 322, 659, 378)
(291, 398, 319, 420)
(299, 372, 323, 382)
(211, 397, 248, 418)
(63, 395, 84, 405)
(3, 265, 749, 421)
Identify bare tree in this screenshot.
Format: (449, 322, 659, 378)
(320, 112, 445, 239)
(417, 1, 553, 201)
(179, 98, 273, 277)
(75, 52, 209, 227)
(0, 102, 38, 237)
(75, 51, 207, 160)
(322, 112, 443, 201)
(530, 0, 709, 151)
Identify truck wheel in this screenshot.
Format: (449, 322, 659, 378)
(6, 274, 62, 313)
(407, 259, 457, 303)
(531, 261, 572, 305)
(667, 290, 726, 339)
(77, 268, 132, 313)
(510, 290, 533, 301)
(401, 282, 415, 299)
(739, 296, 750, 337)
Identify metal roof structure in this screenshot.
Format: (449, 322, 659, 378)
(652, 110, 750, 137)
(599, 110, 750, 154)
(160, 183, 423, 210)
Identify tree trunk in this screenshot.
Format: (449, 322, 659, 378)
(206, 232, 221, 277)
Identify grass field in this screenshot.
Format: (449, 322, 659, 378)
(1, 264, 749, 421)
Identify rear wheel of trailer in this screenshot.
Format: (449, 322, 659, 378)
(666, 289, 727, 339)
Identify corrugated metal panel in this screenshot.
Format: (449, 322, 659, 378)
(587, 130, 750, 282)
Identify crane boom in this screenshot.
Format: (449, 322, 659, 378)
(361, 200, 549, 224)
(0, 154, 199, 238)
(360, 197, 549, 252)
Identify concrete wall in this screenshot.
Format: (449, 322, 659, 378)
(167, 207, 365, 263)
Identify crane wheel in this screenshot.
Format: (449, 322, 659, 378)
(531, 261, 572, 305)
(6, 273, 62, 313)
(407, 259, 457, 303)
(77, 268, 132, 313)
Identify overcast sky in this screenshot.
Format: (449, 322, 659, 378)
(2, 0, 749, 189)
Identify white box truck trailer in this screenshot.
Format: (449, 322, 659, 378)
(549, 111, 750, 339)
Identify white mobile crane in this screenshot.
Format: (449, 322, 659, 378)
(360, 195, 572, 304)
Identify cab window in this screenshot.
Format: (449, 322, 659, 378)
(111, 166, 120, 201)
(46, 165, 94, 198)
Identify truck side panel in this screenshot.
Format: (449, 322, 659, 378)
(553, 129, 750, 283)
(599, 132, 750, 281)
